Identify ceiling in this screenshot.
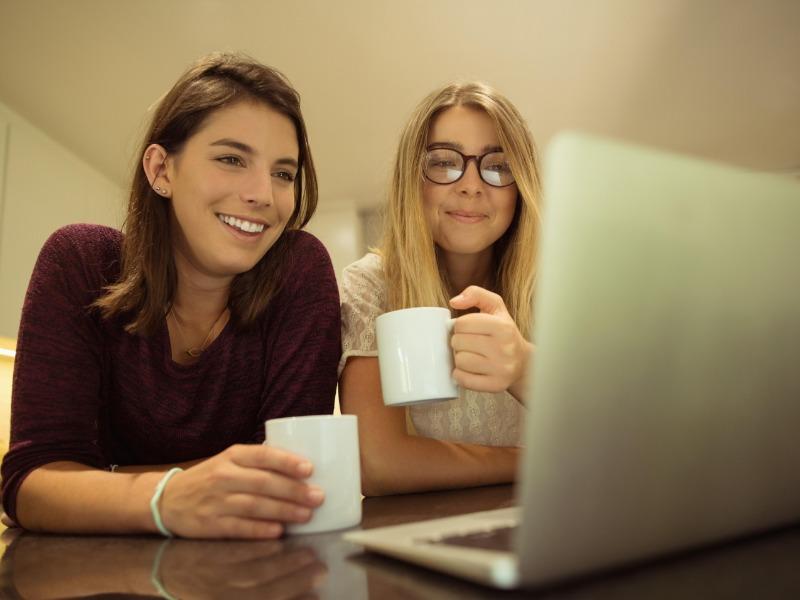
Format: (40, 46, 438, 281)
(1, 0, 798, 209)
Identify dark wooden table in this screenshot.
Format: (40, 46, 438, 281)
(1, 484, 799, 598)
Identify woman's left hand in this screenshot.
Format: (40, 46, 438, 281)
(449, 286, 533, 399)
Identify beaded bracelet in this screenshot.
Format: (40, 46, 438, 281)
(150, 467, 183, 537)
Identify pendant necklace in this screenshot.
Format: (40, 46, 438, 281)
(168, 306, 229, 358)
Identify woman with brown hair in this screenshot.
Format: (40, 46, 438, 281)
(339, 82, 541, 495)
(1, 53, 341, 538)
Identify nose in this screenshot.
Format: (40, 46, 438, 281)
(456, 157, 483, 196)
(240, 171, 273, 207)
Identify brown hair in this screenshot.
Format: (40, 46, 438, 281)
(380, 82, 541, 338)
(94, 52, 318, 335)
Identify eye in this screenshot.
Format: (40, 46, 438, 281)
(273, 170, 296, 182)
(217, 155, 245, 167)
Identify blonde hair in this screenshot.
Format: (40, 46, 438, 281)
(379, 82, 541, 338)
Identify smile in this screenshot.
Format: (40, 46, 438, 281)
(446, 210, 486, 224)
(217, 213, 266, 233)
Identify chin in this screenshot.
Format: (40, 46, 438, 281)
(437, 240, 495, 256)
(216, 257, 262, 277)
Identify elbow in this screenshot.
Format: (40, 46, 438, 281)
(357, 447, 399, 497)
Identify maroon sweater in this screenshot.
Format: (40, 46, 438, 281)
(1, 224, 341, 523)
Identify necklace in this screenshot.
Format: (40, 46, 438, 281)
(168, 306, 230, 358)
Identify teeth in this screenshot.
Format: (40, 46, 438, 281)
(218, 214, 265, 233)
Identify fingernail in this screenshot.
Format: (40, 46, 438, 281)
(297, 461, 312, 476)
(307, 486, 325, 504)
(266, 522, 283, 537)
(451, 294, 464, 303)
(295, 507, 312, 521)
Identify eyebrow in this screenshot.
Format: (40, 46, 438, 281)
(427, 141, 503, 154)
(210, 138, 299, 168)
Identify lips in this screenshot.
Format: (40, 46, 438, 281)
(446, 210, 486, 224)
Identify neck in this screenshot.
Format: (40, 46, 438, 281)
(171, 251, 232, 322)
(439, 248, 494, 295)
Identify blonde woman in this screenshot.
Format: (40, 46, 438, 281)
(339, 82, 540, 495)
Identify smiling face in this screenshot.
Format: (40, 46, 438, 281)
(422, 105, 518, 264)
(159, 100, 299, 285)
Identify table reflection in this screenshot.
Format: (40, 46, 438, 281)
(1, 531, 328, 599)
(2, 484, 799, 599)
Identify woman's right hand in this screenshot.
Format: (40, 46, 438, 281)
(159, 444, 325, 539)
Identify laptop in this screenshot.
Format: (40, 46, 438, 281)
(343, 132, 800, 589)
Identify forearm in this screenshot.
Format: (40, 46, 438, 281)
(116, 458, 205, 473)
(341, 356, 521, 496)
(15, 462, 163, 534)
(360, 433, 520, 496)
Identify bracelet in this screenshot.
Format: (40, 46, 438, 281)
(150, 539, 179, 600)
(150, 467, 183, 537)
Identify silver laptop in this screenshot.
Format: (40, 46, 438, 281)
(343, 132, 800, 589)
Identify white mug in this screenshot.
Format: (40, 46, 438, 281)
(375, 307, 459, 407)
(265, 414, 361, 534)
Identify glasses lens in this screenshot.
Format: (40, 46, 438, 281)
(424, 149, 464, 184)
(480, 152, 514, 187)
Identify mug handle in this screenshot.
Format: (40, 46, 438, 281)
(446, 318, 460, 388)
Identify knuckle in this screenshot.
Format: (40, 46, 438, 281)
(257, 471, 275, 493)
(290, 482, 310, 503)
(209, 465, 233, 485)
(277, 501, 299, 520)
(239, 494, 259, 516)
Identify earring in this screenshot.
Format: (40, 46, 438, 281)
(145, 154, 151, 159)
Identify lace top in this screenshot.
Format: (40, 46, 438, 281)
(339, 253, 524, 447)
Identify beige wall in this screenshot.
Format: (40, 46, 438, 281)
(305, 202, 364, 284)
(0, 338, 14, 454)
(0, 101, 124, 338)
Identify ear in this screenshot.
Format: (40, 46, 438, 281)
(142, 144, 172, 196)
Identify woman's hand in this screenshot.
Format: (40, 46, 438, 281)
(159, 444, 325, 539)
(160, 539, 327, 599)
(449, 286, 533, 400)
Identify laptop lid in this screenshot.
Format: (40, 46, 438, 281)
(516, 132, 800, 585)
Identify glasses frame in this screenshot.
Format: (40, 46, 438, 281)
(422, 147, 515, 188)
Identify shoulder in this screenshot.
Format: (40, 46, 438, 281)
(36, 224, 122, 281)
(343, 252, 384, 286)
(43, 223, 121, 254)
(271, 230, 338, 305)
(340, 253, 386, 313)
(283, 230, 333, 272)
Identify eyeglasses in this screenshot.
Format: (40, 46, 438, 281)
(423, 147, 515, 187)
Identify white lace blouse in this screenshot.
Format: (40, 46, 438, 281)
(339, 253, 524, 447)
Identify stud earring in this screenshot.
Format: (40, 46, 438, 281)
(145, 154, 151, 159)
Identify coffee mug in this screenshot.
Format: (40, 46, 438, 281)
(265, 414, 361, 534)
(375, 307, 459, 407)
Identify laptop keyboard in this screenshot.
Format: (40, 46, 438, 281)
(423, 525, 517, 552)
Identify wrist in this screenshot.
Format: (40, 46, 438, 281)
(130, 472, 170, 534)
(509, 340, 533, 401)
(150, 468, 184, 537)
